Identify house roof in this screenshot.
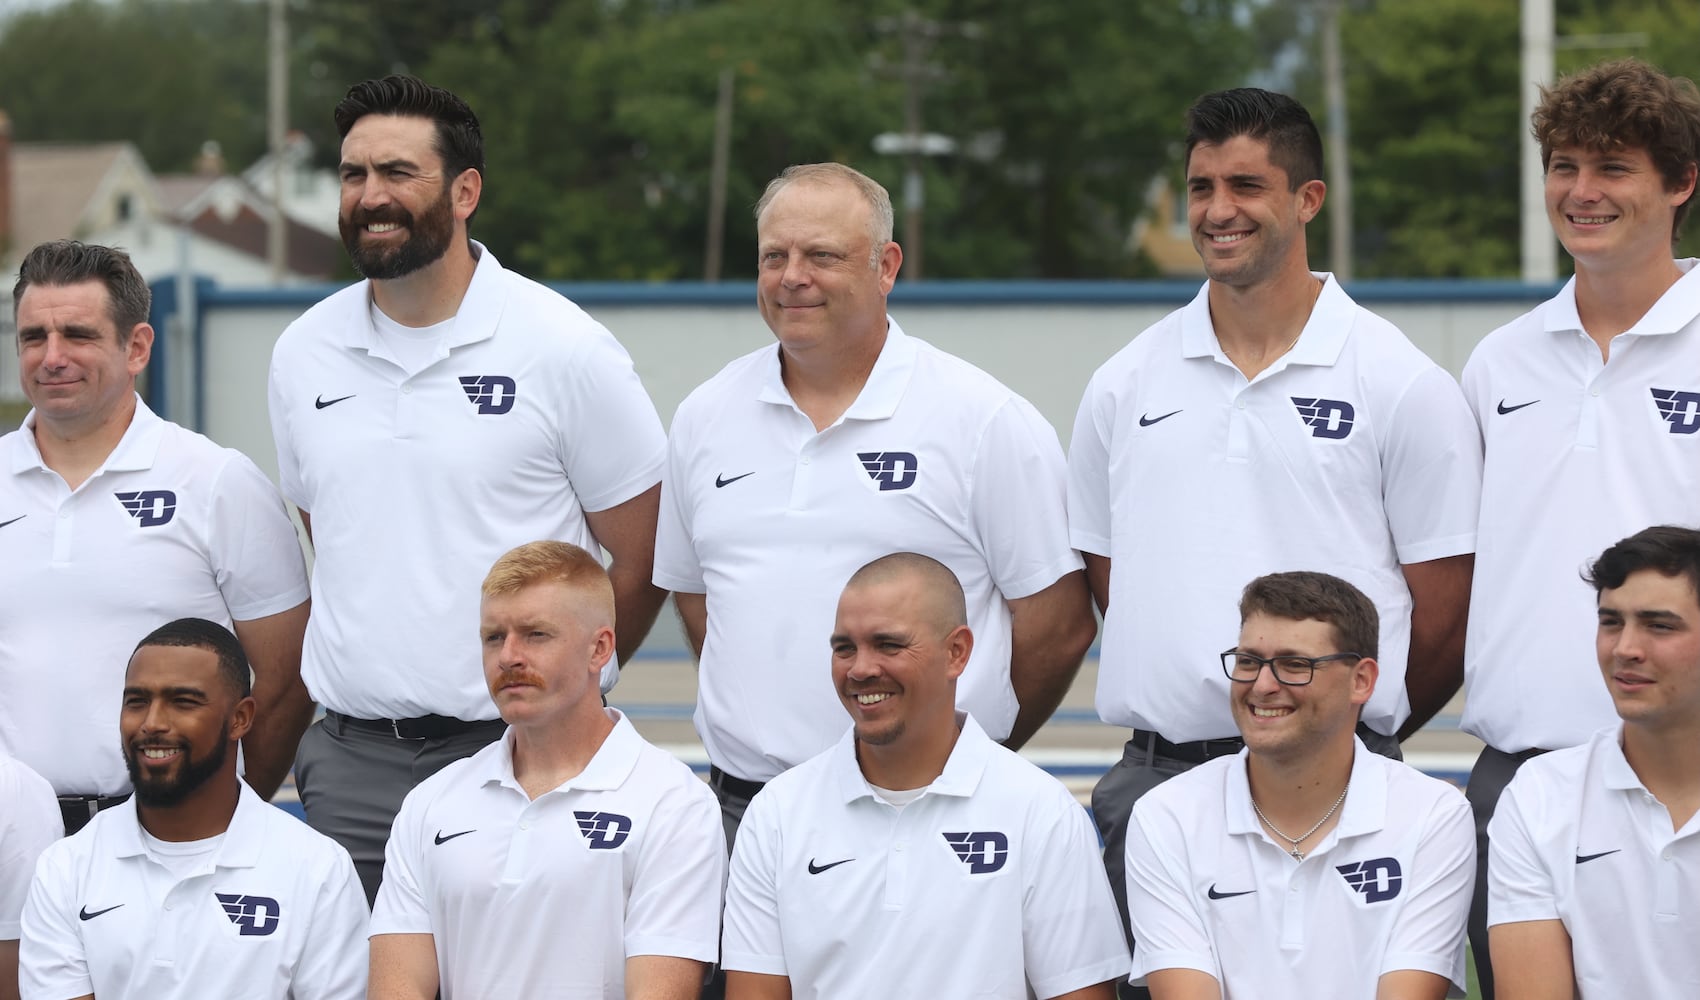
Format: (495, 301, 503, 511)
(9, 142, 141, 251)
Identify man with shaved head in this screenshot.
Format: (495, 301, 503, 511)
(721, 553, 1127, 1000)
(656, 162, 1094, 848)
(369, 541, 724, 999)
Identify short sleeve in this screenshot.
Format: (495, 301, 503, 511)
(1065, 372, 1114, 558)
(720, 790, 788, 977)
(652, 410, 704, 593)
(1021, 792, 1132, 998)
(292, 843, 371, 999)
(1487, 772, 1561, 928)
(370, 789, 433, 936)
(967, 398, 1083, 600)
(1125, 799, 1218, 984)
(1380, 366, 1482, 565)
(555, 328, 666, 514)
(267, 351, 307, 510)
(206, 451, 311, 621)
(0, 761, 61, 938)
(18, 844, 92, 999)
(1380, 789, 1473, 990)
(625, 774, 726, 961)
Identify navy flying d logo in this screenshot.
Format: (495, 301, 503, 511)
(1292, 397, 1356, 439)
(216, 893, 281, 936)
(574, 811, 633, 850)
(1651, 388, 1700, 434)
(1336, 858, 1403, 903)
(114, 490, 177, 527)
(858, 451, 918, 491)
(942, 831, 1009, 874)
(459, 375, 518, 415)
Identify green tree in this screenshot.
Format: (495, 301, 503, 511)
(0, 0, 275, 171)
(1340, 0, 1522, 278)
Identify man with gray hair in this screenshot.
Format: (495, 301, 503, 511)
(655, 163, 1095, 844)
(1, 240, 311, 832)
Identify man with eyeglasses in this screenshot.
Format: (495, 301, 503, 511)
(1123, 571, 1473, 1000)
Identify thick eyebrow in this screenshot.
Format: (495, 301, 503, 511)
(1598, 605, 1686, 623)
(17, 322, 105, 339)
(122, 685, 210, 699)
(340, 157, 424, 175)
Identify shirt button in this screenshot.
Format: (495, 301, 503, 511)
(801, 457, 810, 465)
(402, 385, 413, 394)
(894, 843, 905, 852)
(1237, 400, 1247, 410)
(519, 820, 530, 830)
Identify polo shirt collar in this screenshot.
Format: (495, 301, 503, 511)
(1181, 273, 1351, 373)
(343, 240, 507, 356)
(479, 708, 644, 795)
(756, 316, 920, 420)
(106, 782, 268, 869)
(1225, 736, 1386, 842)
(1598, 724, 1645, 793)
(1542, 259, 1700, 339)
(7, 394, 164, 477)
(832, 711, 989, 804)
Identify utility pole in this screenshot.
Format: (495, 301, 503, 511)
(1521, 0, 1555, 282)
(267, 0, 288, 285)
(871, 10, 974, 280)
(704, 67, 735, 282)
(1321, 0, 1353, 281)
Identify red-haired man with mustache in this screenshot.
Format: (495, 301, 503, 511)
(367, 541, 724, 1000)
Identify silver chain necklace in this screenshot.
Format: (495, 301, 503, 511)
(1251, 781, 1350, 860)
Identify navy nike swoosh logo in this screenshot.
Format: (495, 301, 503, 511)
(807, 857, 853, 874)
(1497, 399, 1539, 415)
(79, 903, 124, 920)
(0, 515, 25, 529)
(1207, 884, 1254, 900)
(1139, 410, 1182, 427)
(315, 394, 356, 410)
(1575, 849, 1620, 864)
(434, 829, 476, 845)
(716, 472, 755, 488)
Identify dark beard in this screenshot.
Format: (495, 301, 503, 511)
(124, 721, 231, 807)
(338, 180, 456, 280)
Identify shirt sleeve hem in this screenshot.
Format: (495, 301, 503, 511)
(1000, 551, 1088, 601)
(1380, 952, 1467, 990)
(1068, 530, 1111, 557)
(1395, 532, 1476, 565)
(625, 934, 719, 963)
(1486, 902, 1561, 927)
(1030, 956, 1136, 998)
(719, 951, 787, 976)
(226, 585, 311, 622)
(367, 917, 435, 937)
(1130, 950, 1216, 979)
(578, 463, 665, 515)
(651, 570, 706, 593)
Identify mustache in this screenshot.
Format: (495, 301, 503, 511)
(492, 668, 546, 689)
(347, 204, 415, 228)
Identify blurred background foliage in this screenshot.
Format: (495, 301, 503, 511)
(2, 0, 1697, 279)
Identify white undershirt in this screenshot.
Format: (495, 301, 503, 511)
(370, 301, 454, 375)
(869, 783, 929, 808)
(140, 828, 226, 880)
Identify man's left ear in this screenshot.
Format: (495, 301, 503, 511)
(1297, 179, 1327, 224)
(945, 625, 974, 681)
(230, 695, 257, 742)
(1350, 655, 1379, 707)
(453, 168, 483, 223)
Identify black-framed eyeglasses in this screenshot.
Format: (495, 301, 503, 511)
(1219, 649, 1363, 687)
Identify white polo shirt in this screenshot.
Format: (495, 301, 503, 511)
(19, 784, 369, 999)
(1, 754, 61, 941)
(0, 401, 310, 795)
(1069, 276, 1481, 740)
(1461, 263, 1700, 752)
(370, 709, 725, 997)
(722, 714, 1129, 999)
(269, 243, 665, 719)
(654, 320, 1081, 780)
(1126, 739, 1473, 997)
(1488, 725, 1700, 996)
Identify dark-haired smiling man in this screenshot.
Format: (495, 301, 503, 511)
(18, 619, 367, 1000)
(269, 76, 668, 900)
